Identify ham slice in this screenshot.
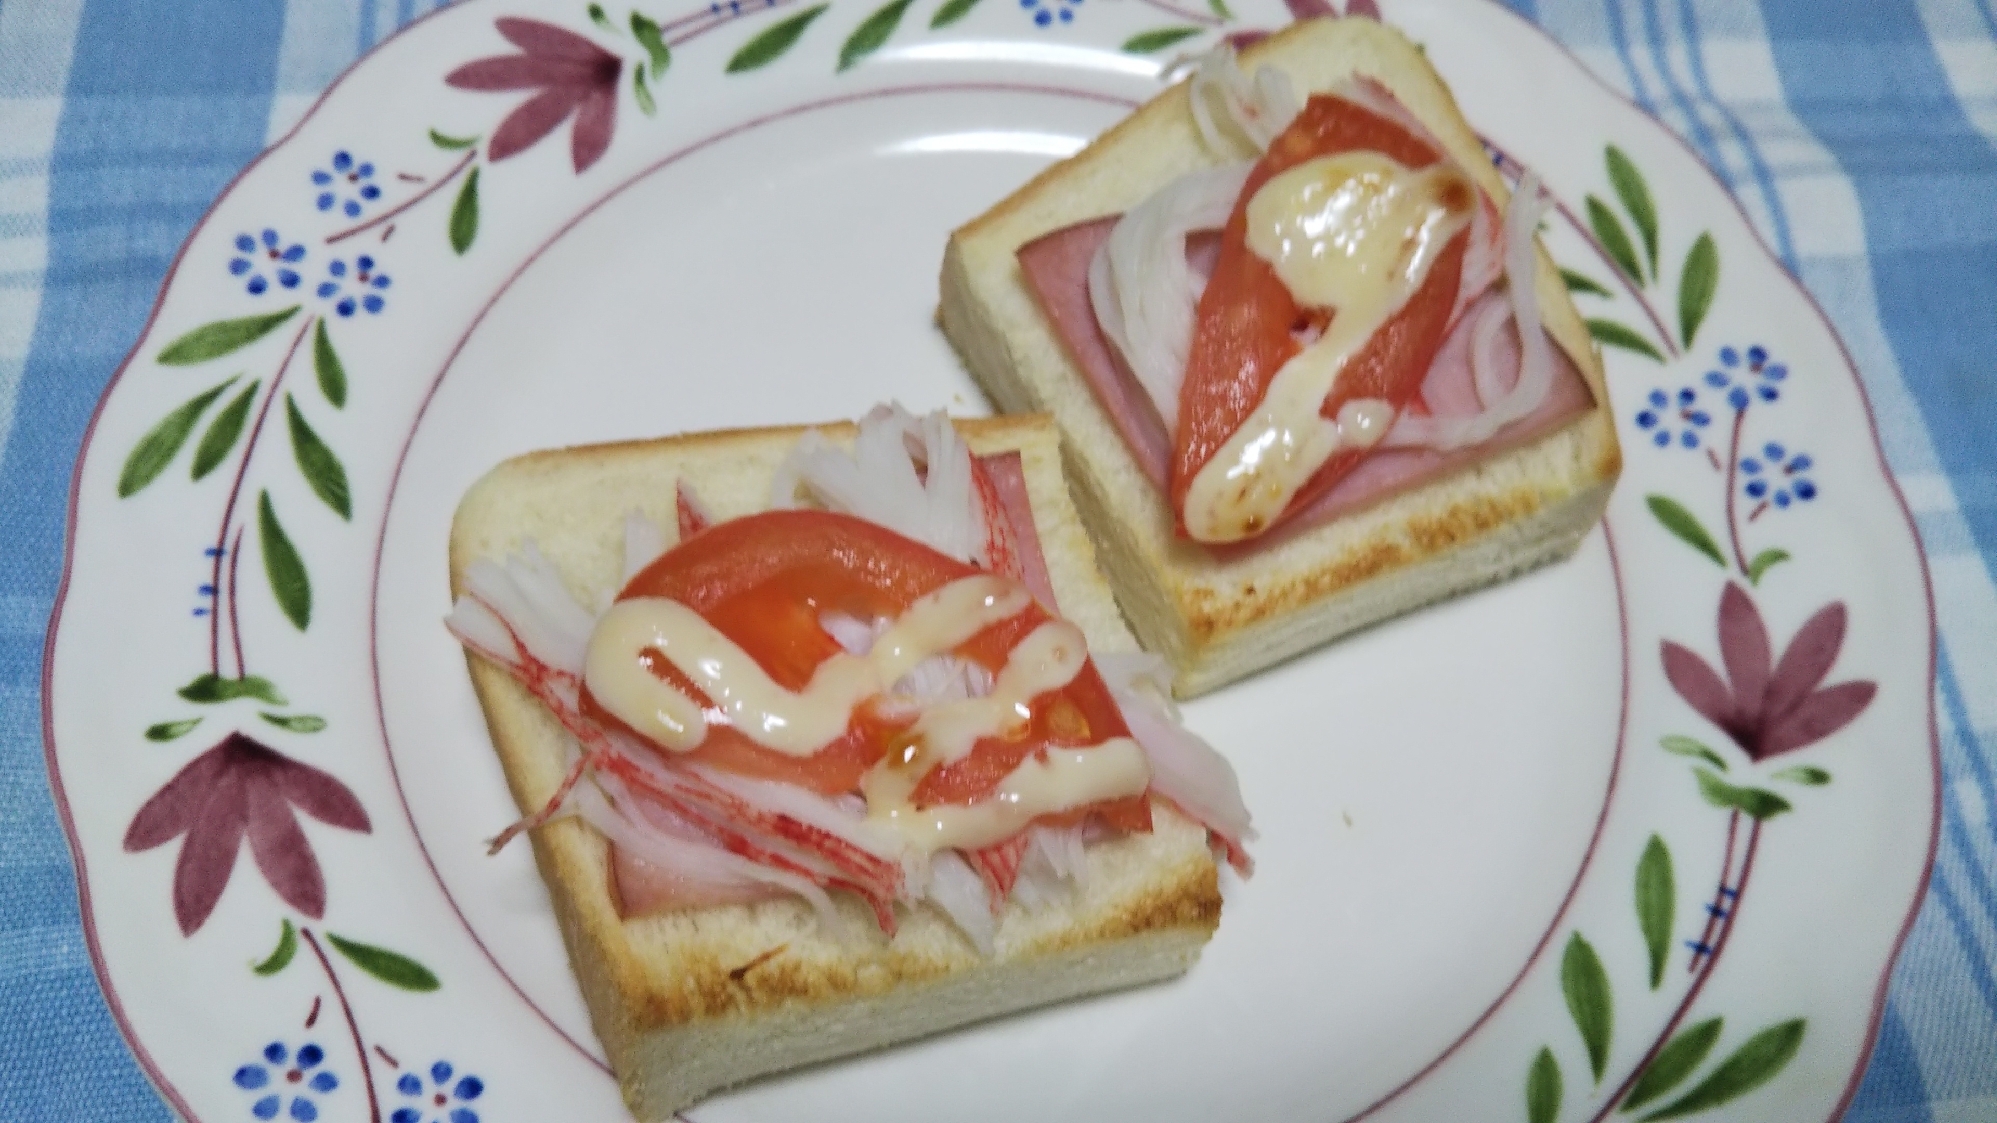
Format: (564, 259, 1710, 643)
(1017, 216, 1595, 553)
(613, 849, 778, 916)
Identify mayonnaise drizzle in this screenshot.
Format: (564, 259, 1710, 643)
(584, 575, 1030, 755)
(582, 574, 1152, 854)
(869, 740, 1152, 852)
(1181, 151, 1476, 543)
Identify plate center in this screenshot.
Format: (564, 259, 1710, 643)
(374, 85, 1624, 1122)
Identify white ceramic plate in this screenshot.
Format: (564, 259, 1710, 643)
(45, 1, 1937, 1120)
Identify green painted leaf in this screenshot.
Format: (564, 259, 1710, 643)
(1623, 1018, 1723, 1112)
(1693, 768, 1792, 821)
(450, 166, 480, 255)
(1563, 268, 1614, 298)
(253, 919, 297, 976)
(144, 718, 202, 742)
(118, 380, 234, 497)
(192, 380, 259, 482)
(1642, 1020, 1805, 1121)
(839, 0, 914, 71)
(587, 2, 615, 31)
(1587, 319, 1664, 361)
(1606, 145, 1658, 277)
(1678, 232, 1719, 348)
(726, 5, 828, 72)
(1773, 765, 1832, 786)
(1561, 933, 1614, 1083)
(313, 320, 346, 408)
(633, 64, 657, 116)
(930, 0, 982, 27)
(158, 307, 299, 366)
(260, 712, 328, 733)
(429, 128, 478, 150)
(1526, 1047, 1563, 1123)
(1123, 26, 1203, 53)
(1208, 0, 1234, 17)
(286, 395, 351, 520)
(1635, 833, 1674, 990)
(1746, 547, 1791, 586)
(1660, 734, 1728, 771)
(1586, 195, 1645, 286)
(177, 673, 288, 706)
(327, 933, 440, 991)
(1645, 495, 1727, 568)
(632, 12, 672, 73)
(259, 491, 311, 631)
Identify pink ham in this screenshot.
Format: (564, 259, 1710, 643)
(1017, 216, 1594, 554)
(613, 849, 779, 916)
(1021, 216, 1174, 485)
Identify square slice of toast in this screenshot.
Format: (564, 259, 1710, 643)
(448, 414, 1222, 1120)
(940, 17, 1621, 698)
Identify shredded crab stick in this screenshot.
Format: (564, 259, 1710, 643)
(446, 407, 1252, 949)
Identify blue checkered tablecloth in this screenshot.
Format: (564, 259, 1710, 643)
(4, 0, 1994, 1119)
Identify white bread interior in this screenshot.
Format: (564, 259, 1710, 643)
(448, 415, 1221, 1121)
(939, 17, 1622, 698)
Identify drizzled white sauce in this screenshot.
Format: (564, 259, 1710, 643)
(1181, 151, 1476, 543)
(585, 575, 1031, 755)
(582, 574, 1151, 854)
(870, 740, 1152, 852)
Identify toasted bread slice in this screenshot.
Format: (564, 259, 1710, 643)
(939, 17, 1621, 698)
(448, 414, 1222, 1120)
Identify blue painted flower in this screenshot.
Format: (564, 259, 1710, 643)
(233, 1041, 338, 1121)
(228, 229, 307, 296)
(1633, 385, 1713, 450)
(315, 254, 392, 317)
(1700, 343, 1788, 411)
(391, 1059, 486, 1123)
(312, 150, 383, 219)
(1018, 0, 1082, 28)
(1740, 441, 1817, 510)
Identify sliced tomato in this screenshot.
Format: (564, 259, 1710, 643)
(1171, 93, 1474, 537)
(578, 509, 1149, 830)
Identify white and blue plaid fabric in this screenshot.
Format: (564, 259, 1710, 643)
(3, 0, 1993, 1118)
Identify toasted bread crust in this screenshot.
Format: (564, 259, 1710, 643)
(939, 17, 1621, 696)
(450, 414, 1223, 1119)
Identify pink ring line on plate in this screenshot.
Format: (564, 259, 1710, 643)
(38, 1, 1943, 1118)
(367, 79, 1144, 1080)
(371, 76, 1632, 1120)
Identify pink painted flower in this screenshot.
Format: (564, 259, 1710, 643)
(1225, 0, 1373, 51)
(1662, 583, 1876, 761)
(445, 18, 621, 174)
(124, 733, 371, 935)
(1283, 0, 1374, 19)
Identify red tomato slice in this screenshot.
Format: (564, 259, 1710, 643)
(579, 509, 1149, 831)
(1171, 93, 1474, 538)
